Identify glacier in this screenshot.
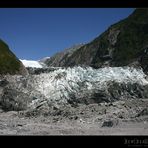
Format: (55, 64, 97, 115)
(20, 59, 43, 68)
(3, 66, 148, 110)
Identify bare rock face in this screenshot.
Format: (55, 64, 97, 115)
(44, 44, 84, 67)
(0, 88, 30, 111)
(136, 108, 148, 117)
(139, 47, 148, 74)
(101, 119, 119, 127)
(108, 28, 120, 46)
(0, 78, 31, 111)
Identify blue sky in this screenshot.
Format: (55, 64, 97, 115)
(0, 8, 134, 60)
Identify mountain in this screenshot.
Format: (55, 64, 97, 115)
(44, 44, 84, 67)
(45, 9, 148, 73)
(0, 39, 28, 75)
(39, 57, 50, 64)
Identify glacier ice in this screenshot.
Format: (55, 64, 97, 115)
(26, 66, 148, 107)
(20, 59, 43, 68)
(3, 66, 148, 109)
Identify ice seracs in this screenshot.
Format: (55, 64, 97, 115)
(3, 66, 148, 109)
(26, 66, 148, 108)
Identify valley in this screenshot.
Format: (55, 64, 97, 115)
(0, 8, 148, 135)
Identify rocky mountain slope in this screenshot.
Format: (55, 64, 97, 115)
(0, 39, 28, 75)
(45, 9, 148, 74)
(44, 44, 84, 67)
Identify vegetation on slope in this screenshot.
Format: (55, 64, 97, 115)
(0, 39, 27, 75)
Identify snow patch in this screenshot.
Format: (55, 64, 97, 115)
(20, 59, 43, 68)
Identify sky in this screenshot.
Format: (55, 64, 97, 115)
(0, 8, 135, 60)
